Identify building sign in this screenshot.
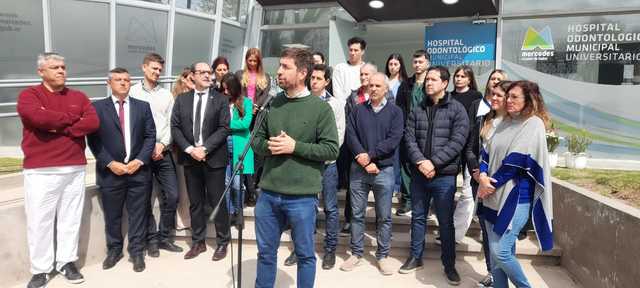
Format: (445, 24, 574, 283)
(521, 26, 555, 61)
(424, 21, 496, 67)
(520, 23, 640, 63)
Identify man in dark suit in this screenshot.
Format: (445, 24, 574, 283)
(88, 67, 156, 272)
(171, 62, 231, 261)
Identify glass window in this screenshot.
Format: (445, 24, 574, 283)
(0, 0, 45, 80)
(135, 0, 169, 4)
(263, 7, 332, 25)
(223, 0, 240, 21)
(238, 0, 249, 24)
(261, 28, 329, 74)
(50, 0, 109, 78)
(0, 116, 22, 146)
(172, 13, 214, 75)
(116, 5, 168, 76)
(503, 0, 640, 15)
(0, 87, 22, 107)
(218, 24, 245, 71)
(175, 0, 216, 15)
(501, 14, 640, 160)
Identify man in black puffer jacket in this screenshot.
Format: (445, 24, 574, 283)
(398, 66, 468, 286)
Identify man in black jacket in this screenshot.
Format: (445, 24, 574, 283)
(171, 62, 231, 261)
(395, 50, 430, 216)
(398, 66, 468, 286)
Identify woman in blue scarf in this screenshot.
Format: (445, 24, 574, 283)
(478, 80, 553, 288)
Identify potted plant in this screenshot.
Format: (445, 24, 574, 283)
(566, 129, 592, 169)
(546, 128, 560, 168)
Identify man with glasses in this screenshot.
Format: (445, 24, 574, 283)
(171, 62, 231, 261)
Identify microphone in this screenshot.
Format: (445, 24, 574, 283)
(256, 90, 277, 112)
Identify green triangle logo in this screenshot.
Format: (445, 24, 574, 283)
(522, 27, 554, 50)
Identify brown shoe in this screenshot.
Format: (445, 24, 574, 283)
(212, 245, 228, 261)
(184, 242, 207, 259)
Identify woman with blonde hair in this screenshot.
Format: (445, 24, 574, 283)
(235, 48, 271, 115)
(478, 80, 553, 288)
(464, 79, 510, 287)
(171, 67, 195, 230)
(172, 67, 195, 97)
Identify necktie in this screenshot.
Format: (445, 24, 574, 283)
(194, 92, 204, 144)
(118, 100, 126, 149)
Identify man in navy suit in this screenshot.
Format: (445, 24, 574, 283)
(171, 62, 230, 260)
(88, 67, 156, 272)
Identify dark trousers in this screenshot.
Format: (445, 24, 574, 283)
(147, 152, 179, 243)
(472, 180, 492, 272)
(398, 157, 413, 208)
(184, 163, 230, 246)
(337, 144, 352, 223)
(101, 178, 151, 256)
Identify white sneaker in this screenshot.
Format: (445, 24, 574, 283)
(378, 257, 394, 276)
(340, 255, 362, 272)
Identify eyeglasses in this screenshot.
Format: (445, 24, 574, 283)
(194, 70, 212, 75)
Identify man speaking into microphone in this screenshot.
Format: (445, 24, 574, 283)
(252, 48, 339, 288)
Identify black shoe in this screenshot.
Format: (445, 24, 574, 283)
(339, 223, 351, 236)
(396, 204, 412, 216)
(518, 230, 528, 240)
(158, 241, 184, 253)
(102, 250, 123, 270)
(130, 255, 146, 272)
(246, 195, 256, 207)
(398, 257, 423, 274)
(147, 242, 160, 257)
(322, 252, 336, 270)
(284, 251, 297, 266)
(27, 273, 48, 288)
(58, 262, 84, 284)
(445, 267, 461, 286)
(478, 274, 494, 287)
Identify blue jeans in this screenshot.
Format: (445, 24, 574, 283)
(225, 136, 243, 214)
(485, 203, 532, 288)
(255, 190, 317, 288)
(410, 174, 457, 268)
(321, 162, 339, 253)
(349, 162, 394, 259)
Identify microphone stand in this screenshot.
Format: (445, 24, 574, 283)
(208, 96, 273, 288)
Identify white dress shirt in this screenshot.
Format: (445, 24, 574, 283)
(130, 81, 174, 149)
(185, 89, 209, 153)
(111, 95, 131, 163)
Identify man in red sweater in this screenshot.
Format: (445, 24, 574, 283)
(17, 52, 100, 288)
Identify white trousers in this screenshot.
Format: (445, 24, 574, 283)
(453, 167, 475, 242)
(24, 169, 85, 274)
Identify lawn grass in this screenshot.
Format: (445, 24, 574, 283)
(552, 168, 640, 208)
(0, 157, 22, 175)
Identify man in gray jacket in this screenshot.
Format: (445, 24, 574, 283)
(398, 66, 468, 286)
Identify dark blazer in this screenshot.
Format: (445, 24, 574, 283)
(88, 96, 156, 187)
(171, 87, 230, 168)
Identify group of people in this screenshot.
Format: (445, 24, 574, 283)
(18, 35, 553, 288)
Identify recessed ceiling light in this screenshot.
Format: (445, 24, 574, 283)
(369, 0, 384, 9)
(442, 0, 459, 4)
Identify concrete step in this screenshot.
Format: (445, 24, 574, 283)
(174, 219, 561, 265)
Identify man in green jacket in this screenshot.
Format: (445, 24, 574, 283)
(252, 48, 339, 288)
